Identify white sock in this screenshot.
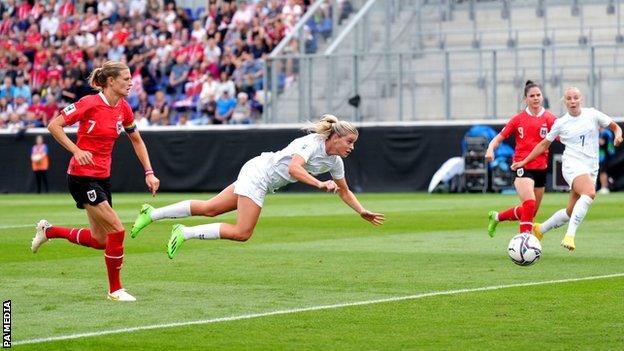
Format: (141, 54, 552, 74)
(151, 200, 191, 221)
(540, 208, 570, 234)
(566, 195, 593, 237)
(182, 223, 221, 240)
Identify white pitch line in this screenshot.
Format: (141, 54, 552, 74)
(14, 272, 624, 346)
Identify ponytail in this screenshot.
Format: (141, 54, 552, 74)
(304, 114, 358, 139)
(88, 61, 129, 90)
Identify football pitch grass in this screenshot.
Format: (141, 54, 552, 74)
(1, 192, 623, 350)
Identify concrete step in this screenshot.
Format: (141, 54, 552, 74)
(268, 1, 624, 122)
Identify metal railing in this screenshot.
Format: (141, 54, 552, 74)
(264, 0, 411, 122)
(261, 0, 624, 123)
(264, 44, 624, 122)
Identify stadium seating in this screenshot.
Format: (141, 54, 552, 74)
(265, 0, 624, 122)
(2, 0, 623, 127)
(0, 0, 324, 129)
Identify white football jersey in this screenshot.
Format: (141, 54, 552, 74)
(256, 133, 345, 191)
(546, 107, 612, 166)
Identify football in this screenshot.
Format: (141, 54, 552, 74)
(508, 233, 542, 266)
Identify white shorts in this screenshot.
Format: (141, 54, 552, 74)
(233, 156, 270, 208)
(562, 157, 598, 189)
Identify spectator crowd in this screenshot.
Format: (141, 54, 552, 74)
(0, 0, 341, 130)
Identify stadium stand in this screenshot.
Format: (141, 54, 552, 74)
(0, 0, 343, 130)
(264, 0, 624, 123)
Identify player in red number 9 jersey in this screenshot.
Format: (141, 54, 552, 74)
(485, 80, 556, 239)
(30, 61, 160, 301)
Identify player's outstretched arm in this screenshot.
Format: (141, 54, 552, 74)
(334, 178, 385, 226)
(127, 130, 160, 196)
(511, 138, 552, 170)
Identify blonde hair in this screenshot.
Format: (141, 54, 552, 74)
(304, 114, 358, 139)
(561, 86, 583, 102)
(88, 61, 129, 90)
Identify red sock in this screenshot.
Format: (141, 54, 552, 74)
(497, 206, 522, 222)
(104, 230, 125, 293)
(519, 199, 536, 233)
(46, 227, 105, 249)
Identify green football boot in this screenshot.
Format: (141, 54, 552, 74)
(167, 224, 186, 259)
(130, 204, 154, 239)
(487, 210, 499, 238)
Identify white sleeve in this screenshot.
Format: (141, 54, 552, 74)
(591, 108, 613, 128)
(546, 120, 561, 142)
(329, 157, 345, 180)
(291, 137, 317, 162)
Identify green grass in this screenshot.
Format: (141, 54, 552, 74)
(1, 192, 623, 350)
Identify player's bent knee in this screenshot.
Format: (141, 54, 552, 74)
(233, 228, 254, 242)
